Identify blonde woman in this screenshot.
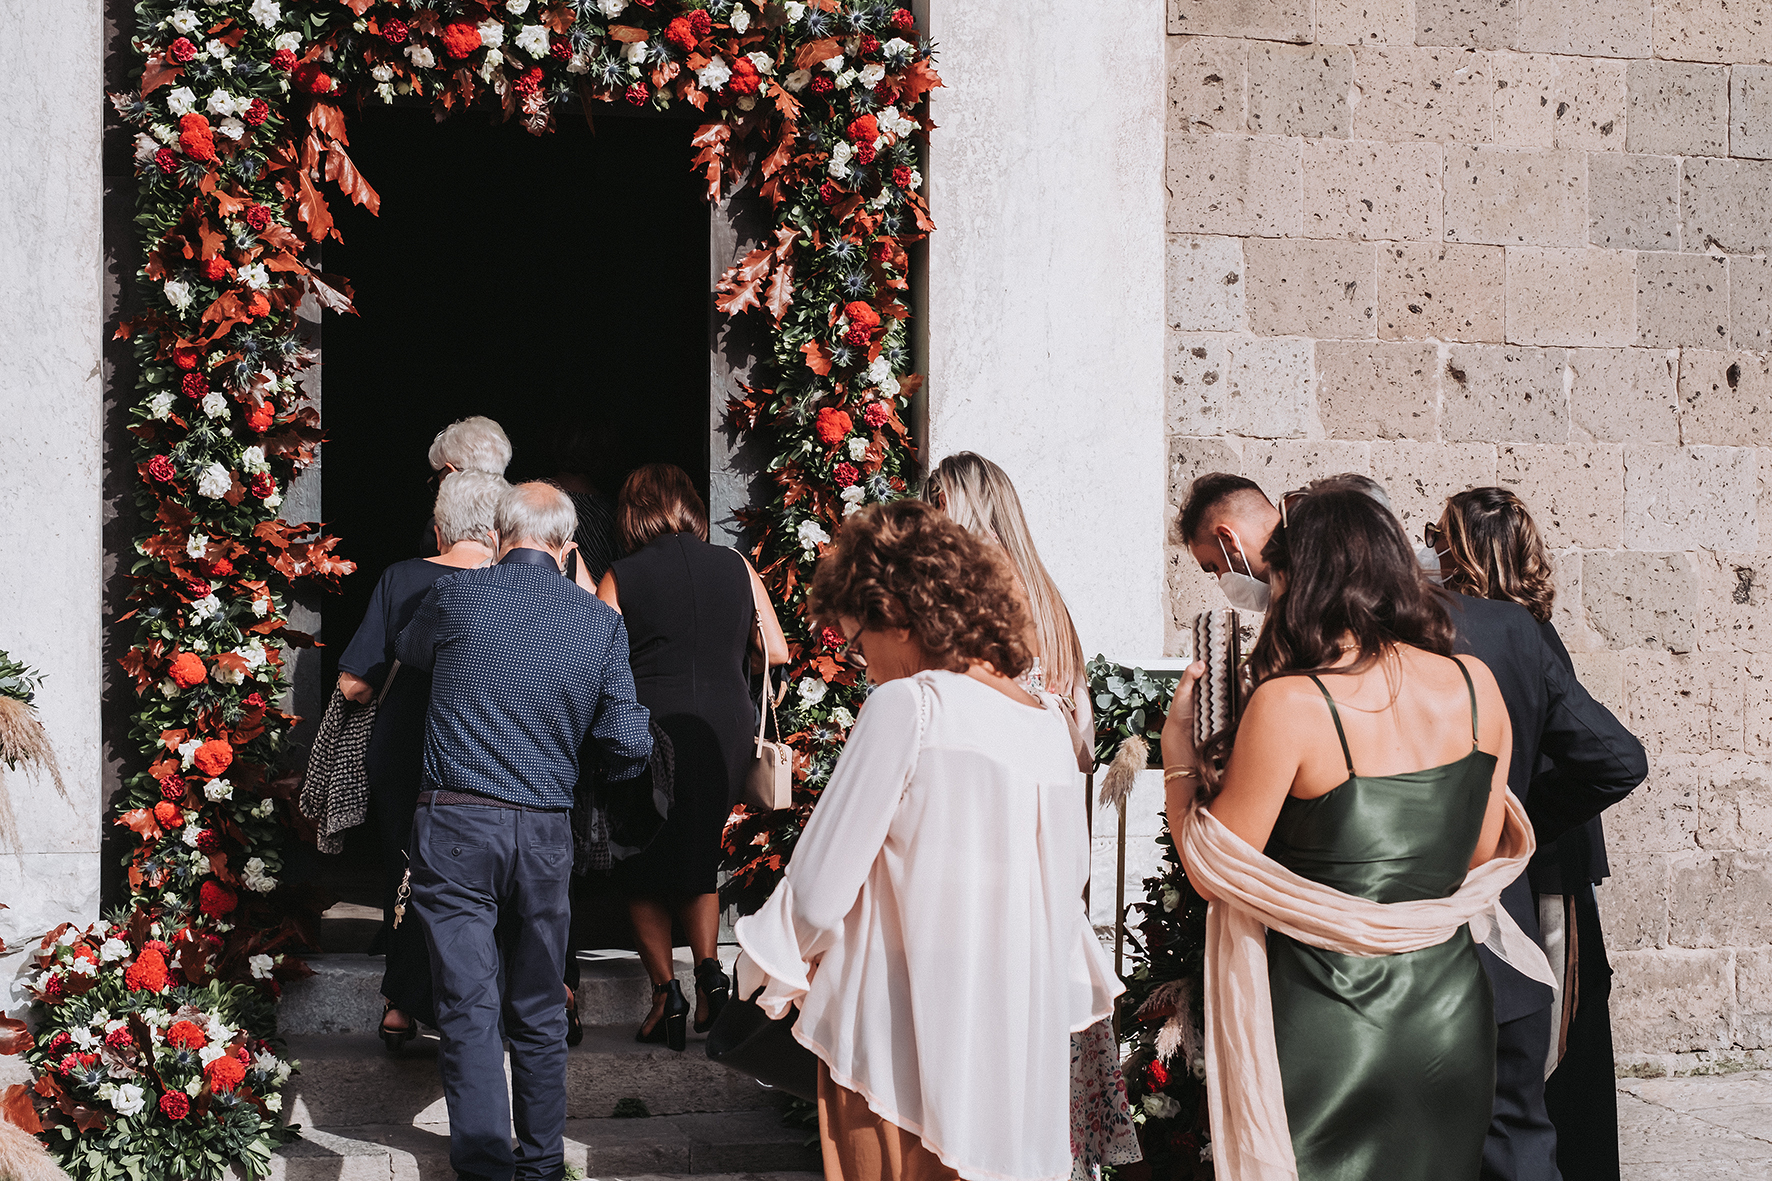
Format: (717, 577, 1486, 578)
(924, 452, 1136, 1181)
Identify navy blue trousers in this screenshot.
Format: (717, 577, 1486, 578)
(411, 797, 572, 1181)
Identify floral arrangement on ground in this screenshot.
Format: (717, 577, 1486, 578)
(43, 0, 938, 1173)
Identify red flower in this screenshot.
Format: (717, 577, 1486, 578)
(549, 37, 572, 60)
(843, 323, 870, 347)
(153, 801, 184, 828)
(873, 80, 897, 104)
(180, 372, 206, 399)
(844, 300, 882, 333)
(200, 256, 231, 281)
(41, 976, 64, 1002)
(199, 880, 237, 917)
(147, 455, 177, 483)
(194, 828, 221, 853)
(205, 1054, 246, 1093)
(833, 462, 859, 487)
(245, 400, 274, 433)
(105, 1028, 135, 1050)
(513, 67, 543, 95)
(243, 692, 267, 709)
(890, 8, 914, 30)
(846, 114, 879, 144)
(820, 626, 844, 650)
(57, 1053, 84, 1075)
(664, 16, 698, 51)
(855, 143, 876, 166)
(172, 346, 201, 370)
(168, 37, 197, 64)
(861, 401, 891, 428)
(158, 774, 187, 801)
(869, 240, 892, 263)
(166, 1021, 207, 1050)
(814, 407, 853, 446)
(123, 948, 167, 993)
(381, 17, 410, 44)
(688, 10, 712, 38)
(818, 181, 840, 206)
(43, 1033, 71, 1056)
(158, 1091, 190, 1120)
(192, 739, 233, 779)
(245, 204, 272, 232)
(860, 34, 881, 55)
(184, 577, 211, 600)
(178, 113, 216, 164)
(246, 472, 276, 500)
(440, 22, 482, 60)
(143, 939, 170, 955)
(1148, 1058, 1171, 1088)
(625, 82, 650, 106)
(727, 57, 761, 96)
(293, 62, 334, 95)
(244, 97, 270, 126)
(810, 73, 833, 95)
(269, 48, 297, 72)
(892, 165, 913, 189)
(202, 556, 233, 578)
(154, 147, 178, 175)
(167, 652, 207, 689)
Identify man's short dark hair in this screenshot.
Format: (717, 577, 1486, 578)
(1177, 472, 1268, 545)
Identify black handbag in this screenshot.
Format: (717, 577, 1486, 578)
(704, 986, 820, 1103)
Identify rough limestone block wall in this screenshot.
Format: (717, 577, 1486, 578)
(1163, 0, 1770, 1070)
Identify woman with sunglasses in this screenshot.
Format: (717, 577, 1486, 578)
(735, 500, 1120, 1181)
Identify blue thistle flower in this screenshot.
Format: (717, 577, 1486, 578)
(804, 9, 833, 37)
(830, 344, 858, 369)
(878, 211, 903, 237)
(839, 268, 872, 298)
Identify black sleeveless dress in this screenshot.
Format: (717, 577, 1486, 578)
(610, 533, 756, 897)
(1264, 663, 1498, 1180)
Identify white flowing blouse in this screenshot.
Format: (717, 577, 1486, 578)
(735, 669, 1121, 1181)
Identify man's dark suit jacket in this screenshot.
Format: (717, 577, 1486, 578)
(1446, 592, 1648, 1022)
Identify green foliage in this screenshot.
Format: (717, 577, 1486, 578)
(0, 648, 46, 707)
(1087, 656, 1182, 770)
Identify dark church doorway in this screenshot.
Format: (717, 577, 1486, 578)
(310, 104, 712, 947)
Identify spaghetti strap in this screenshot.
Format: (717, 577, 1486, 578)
(1452, 657, 1479, 748)
(1307, 675, 1356, 777)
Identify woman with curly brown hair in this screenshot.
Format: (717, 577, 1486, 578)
(734, 500, 1121, 1181)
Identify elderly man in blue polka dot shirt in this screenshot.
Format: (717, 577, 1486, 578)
(397, 480, 652, 1181)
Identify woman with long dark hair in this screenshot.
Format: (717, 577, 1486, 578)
(1162, 488, 1551, 1179)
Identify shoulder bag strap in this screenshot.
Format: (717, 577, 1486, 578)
(376, 659, 402, 707)
(754, 613, 778, 745)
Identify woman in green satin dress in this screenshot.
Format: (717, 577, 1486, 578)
(1166, 488, 1516, 1180)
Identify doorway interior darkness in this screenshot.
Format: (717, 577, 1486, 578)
(313, 104, 710, 922)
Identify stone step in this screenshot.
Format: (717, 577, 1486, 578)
(283, 1028, 783, 1129)
(280, 949, 741, 1036)
(271, 1116, 821, 1180)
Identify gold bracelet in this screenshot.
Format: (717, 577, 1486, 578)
(1163, 766, 1200, 782)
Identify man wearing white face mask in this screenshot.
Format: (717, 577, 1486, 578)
(1175, 473, 1280, 612)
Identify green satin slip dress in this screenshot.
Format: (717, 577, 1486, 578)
(1263, 665, 1498, 1181)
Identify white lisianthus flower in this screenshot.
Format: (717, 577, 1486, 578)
(166, 86, 198, 116)
(881, 37, 914, 60)
(263, 490, 281, 510)
(265, 1092, 283, 1113)
(747, 51, 775, 75)
(249, 953, 275, 979)
(251, 594, 270, 618)
(184, 1078, 203, 1097)
(506, 0, 531, 11)
(729, 6, 751, 33)
(168, 9, 200, 33)
(163, 278, 195, 311)
(783, 1, 806, 20)
(866, 355, 893, 385)
(824, 54, 844, 74)
(146, 391, 175, 420)
(178, 738, 203, 768)
(622, 39, 648, 63)
(830, 706, 855, 729)
(203, 38, 229, 61)
(196, 462, 231, 499)
(186, 532, 208, 559)
(204, 778, 234, 801)
(796, 519, 829, 552)
(827, 139, 853, 178)
(1143, 1092, 1182, 1120)
(835, 68, 856, 90)
(237, 262, 271, 291)
(370, 62, 394, 83)
(479, 48, 504, 80)
(514, 24, 549, 58)
(216, 116, 246, 141)
(252, 1050, 279, 1074)
(241, 445, 268, 474)
(859, 62, 884, 86)
(273, 31, 302, 52)
(182, 823, 204, 849)
(784, 68, 811, 92)
(567, 52, 590, 75)
(596, 0, 627, 14)
(212, 661, 244, 685)
(248, 0, 281, 28)
(198, 1043, 228, 1066)
(158, 678, 181, 699)
(880, 106, 918, 138)
(253, 798, 275, 818)
(841, 484, 866, 515)
(696, 55, 731, 89)
(152, 122, 178, 145)
(201, 390, 229, 419)
(69, 1028, 98, 1050)
(99, 938, 131, 963)
(797, 676, 827, 706)
(68, 960, 98, 978)
(113, 1083, 148, 1116)
(405, 43, 437, 69)
(846, 436, 869, 461)
(191, 594, 223, 624)
(477, 20, 505, 48)
(240, 641, 268, 670)
(878, 373, 902, 399)
(242, 858, 278, 893)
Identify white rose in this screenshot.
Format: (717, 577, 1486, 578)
(783, 1, 805, 20)
(1161, 885, 1181, 912)
(204, 778, 234, 801)
(827, 139, 853, 179)
(240, 642, 268, 669)
(882, 37, 913, 59)
(248, 0, 281, 28)
(163, 278, 195, 312)
(112, 1083, 146, 1117)
(249, 954, 275, 979)
(265, 1092, 283, 1113)
(865, 355, 893, 384)
(729, 6, 751, 33)
(146, 391, 174, 420)
(596, 0, 627, 14)
(212, 661, 244, 685)
(273, 31, 301, 52)
(514, 24, 549, 58)
(241, 445, 268, 474)
(796, 519, 829, 552)
(184, 1078, 203, 1097)
(186, 533, 209, 559)
(747, 51, 775, 75)
(159, 678, 181, 699)
(242, 859, 278, 893)
(196, 462, 231, 499)
(178, 738, 202, 768)
(859, 62, 884, 86)
(477, 20, 505, 49)
(797, 676, 827, 706)
(237, 262, 271, 291)
(370, 62, 394, 83)
(506, 0, 531, 11)
(263, 491, 282, 511)
(784, 68, 811, 92)
(878, 373, 902, 398)
(216, 116, 246, 141)
(191, 594, 223, 623)
(696, 55, 731, 90)
(182, 823, 202, 848)
(847, 436, 869, 461)
(201, 390, 229, 419)
(204, 38, 229, 60)
(168, 9, 200, 34)
(622, 39, 649, 64)
(251, 594, 270, 618)
(835, 68, 856, 90)
(1143, 1092, 1182, 1120)
(99, 938, 131, 963)
(830, 706, 855, 729)
(824, 54, 844, 74)
(479, 48, 503, 80)
(841, 484, 866, 508)
(404, 43, 436, 69)
(165, 86, 198, 116)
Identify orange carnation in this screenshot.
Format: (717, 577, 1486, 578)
(440, 22, 482, 59)
(167, 652, 207, 688)
(843, 301, 882, 332)
(153, 801, 184, 828)
(166, 1020, 207, 1050)
(814, 407, 854, 446)
(205, 1054, 246, 1093)
(191, 739, 233, 778)
(177, 113, 216, 163)
(123, 948, 168, 993)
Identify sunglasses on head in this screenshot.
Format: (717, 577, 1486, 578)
(1278, 487, 1310, 529)
(1424, 521, 1445, 549)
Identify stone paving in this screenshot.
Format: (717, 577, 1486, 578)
(1620, 1071, 1772, 1179)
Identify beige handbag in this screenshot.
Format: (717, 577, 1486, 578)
(743, 613, 794, 811)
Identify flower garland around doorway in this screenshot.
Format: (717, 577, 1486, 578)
(18, 1, 938, 1174)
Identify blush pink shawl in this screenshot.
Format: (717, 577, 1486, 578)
(1175, 789, 1555, 1181)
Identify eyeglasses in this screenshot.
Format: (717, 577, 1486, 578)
(1424, 521, 1445, 550)
(838, 623, 868, 669)
(1278, 487, 1310, 529)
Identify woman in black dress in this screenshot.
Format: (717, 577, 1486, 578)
(596, 464, 788, 1050)
(337, 470, 508, 1049)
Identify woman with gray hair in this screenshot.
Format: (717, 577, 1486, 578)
(428, 415, 512, 477)
(338, 469, 508, 1049)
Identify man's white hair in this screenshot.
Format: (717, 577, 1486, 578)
(433, 471, 508, 548)
(496, 482, 577, 550)
(428, 415, 511, 475)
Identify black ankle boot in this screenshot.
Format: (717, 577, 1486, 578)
(635, 979, 689, 1052)
(693, 957, 731, 1034)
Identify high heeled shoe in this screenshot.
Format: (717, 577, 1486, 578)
(634, 979, 689, 1053)
(693, 957, 730, 1034)
(379, 1003, 416, 1053)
